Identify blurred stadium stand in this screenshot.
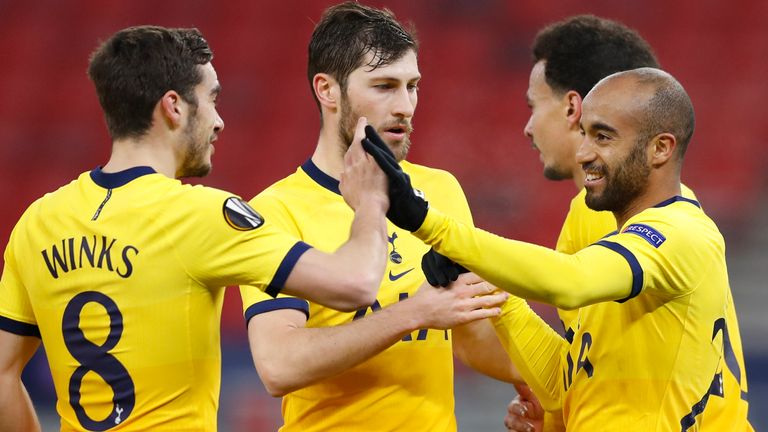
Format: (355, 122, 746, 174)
(1, 0, 766, 429)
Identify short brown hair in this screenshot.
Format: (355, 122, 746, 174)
(88, 25, 213, 140)
(307, 2, 418, 113)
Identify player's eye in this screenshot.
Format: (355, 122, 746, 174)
(596, 133, 610, 142)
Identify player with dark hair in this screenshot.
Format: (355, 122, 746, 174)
(0, 25, 391, 431)
(362, 67, 749, 430)
(501, 15, 751, 432)
(239, 3, 514, 431)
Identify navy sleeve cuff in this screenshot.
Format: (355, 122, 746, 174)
(594, 240, 644, 303)
(244, 298, 310, 326)
(266, 241, 312, 297)
(0, 315, 41, 338)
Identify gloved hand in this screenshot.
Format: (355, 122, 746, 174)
(361, 125, 428, 232)
(421, 248, 469, 287)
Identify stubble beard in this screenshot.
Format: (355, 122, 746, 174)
(178, 105, 212, 178)
(543, 164, 573, 181)
(585, 139, 651, 213)
(337, 93, 411, 162)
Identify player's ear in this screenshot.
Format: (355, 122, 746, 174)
(313, 73, 340, 112)
(650, 132, 678, 167)
(159, 90, 184, 128)
(564, 90, 583, 128)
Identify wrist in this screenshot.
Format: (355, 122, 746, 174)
(386, 297, 425, 333)
(361, 193, 389, 214)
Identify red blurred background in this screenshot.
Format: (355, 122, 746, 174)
(1, 0, 766, 429)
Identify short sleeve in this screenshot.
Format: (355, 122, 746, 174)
(175, 186, 312, 295)
(0, 224, 41, 337)
(239, 188, 309, 319)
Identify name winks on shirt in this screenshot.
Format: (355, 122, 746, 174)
(41, 235, 139, 279)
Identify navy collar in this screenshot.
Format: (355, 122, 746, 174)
(90, 166, 157, 189)
(654, 195, 701, 209)
(301, 159, 340, 195)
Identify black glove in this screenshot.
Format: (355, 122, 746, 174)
(361, 125, 428, 232)
(421, 248, 469, 288)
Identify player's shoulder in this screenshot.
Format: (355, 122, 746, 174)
(248, 167, 314, 211)
(169, 182, 241, 206)
(625, 196, 722, 248)
(401, 160, 463, 190)
(14, 172, 91, 224)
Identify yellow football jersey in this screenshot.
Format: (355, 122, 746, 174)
(239, 159, 473, 432)
(416, 195, 739, 430)
(0, 167, 311, 431)
(554, 187, 751, 431)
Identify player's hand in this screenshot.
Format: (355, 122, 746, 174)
(421, 248, 469, 287)
(341, 117, 389, 213)
(504, 384, 545, 432)
(361, 125, 428, 231)
(411, 273, 508, 329)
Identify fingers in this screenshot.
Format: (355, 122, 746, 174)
(514, 383, 536, 400)
(512, 384, 545, 419)
(422, 249, 455, 287)
(421, 251, 440, 287)
(505, 397, 536, 432)
(364, 125, 396, 158)
(461, 303, 504, 322)
(460, 280, 499, 298)
(455, 271, 483, 285)
(504, 413, 536, 432)
(361, 138, 400, 177)
(345, 117, 368, 164)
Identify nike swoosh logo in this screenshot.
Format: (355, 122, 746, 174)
(388, 268, 414, 281)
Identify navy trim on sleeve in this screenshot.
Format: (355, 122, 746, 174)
(90, 166, 156, 189)
(301, 159, 341, 195)
(265, 241, 313, 297)
(0, 315, 41, 338)
(244, 298, 310, 326)
(594, 240, 643, 303)
(654, 195, 701, 209)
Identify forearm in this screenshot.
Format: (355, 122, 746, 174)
(452, 319, 523, 384)
(492, 296, 566, 411)
(251, 300, 423, 396)
(414, 208, 632, 309)
(335, 201, 389, 278)
(0, 375, 40, 432)
(0, 331, 41, 432)
(282, 202, 388, 311)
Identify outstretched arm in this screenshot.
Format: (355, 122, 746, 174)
(248, 274, 507, 397)
(361, 127, 634, 309)
(0, 329, 41, 432)
(414, 208, 634, 310)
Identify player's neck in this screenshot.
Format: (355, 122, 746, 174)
(103, 137, 177, 178)
(613, 177, 682, 228)
(311, 128, 347, 180)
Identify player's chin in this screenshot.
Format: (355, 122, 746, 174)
(391, 140, 411, 162)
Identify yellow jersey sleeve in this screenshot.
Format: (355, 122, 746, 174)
(492, 295, 567, 411)
(0, 212, 40, 335)
(239, 186, 310, 322)
(415, 207, 635, 309)
(176, 186, 311, 296)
